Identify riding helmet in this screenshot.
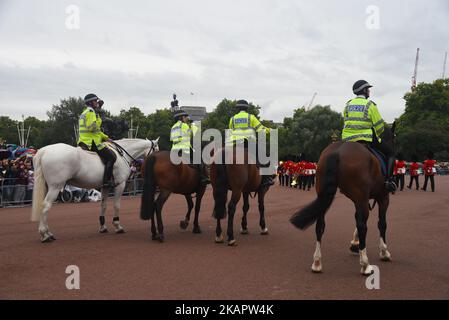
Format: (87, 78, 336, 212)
(352, 80, 372, 95)
(84, 93, 99, 104)
(173, 109, 189, 120)
(236, 100, 249, 109)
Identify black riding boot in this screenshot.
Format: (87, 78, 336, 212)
(385, 157, 397, 193)
(103, 161, 115, 189)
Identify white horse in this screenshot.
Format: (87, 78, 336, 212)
(31, 138, 159, 242)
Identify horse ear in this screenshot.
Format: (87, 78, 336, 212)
(156, 136, 160, 142)
(391, 121, 396, 134)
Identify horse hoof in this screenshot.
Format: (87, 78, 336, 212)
(157, 234, 165, 243)
(311, 261, 322, 273)
(228, 239, 237, 246)
(361, 264, 375, 276)
(192, 227, 202, 234)
(115, 228, 125, 234)
(380, 250, 392, 262)
(41, 234, 54, 243)
(240, 228, 249, 235)
(215, 235, 224, 243)
(99, 226, 108, 233)
(151, 234, 159, 241)
(179, 220, 189, 230)
(260, 228, 269, 235)
(350, 243, 359, 254)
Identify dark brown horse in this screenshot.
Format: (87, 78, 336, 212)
(140, 151, 207, 242)
(211, 146, 270, 246)
(290, 123, 395, 275)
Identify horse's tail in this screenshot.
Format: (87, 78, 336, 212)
(290, 152, 339, 230)
(140, 154, 157, 220)
(31, 149, 47, 222)
(213, 163, 228, 220)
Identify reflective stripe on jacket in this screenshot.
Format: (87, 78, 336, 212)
(341, 97, 385, 143)
(226, 111, 268, 145)
(78, 107, 109, 150)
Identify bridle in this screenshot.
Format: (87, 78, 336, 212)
(109, 140, 157, 168)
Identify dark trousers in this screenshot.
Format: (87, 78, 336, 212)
(395, 174, 405, 191)
(370, 137, 394, 178)
(408, 176, 419, 190)
(423, 175, 435, 192)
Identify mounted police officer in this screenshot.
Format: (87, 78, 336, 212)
(227, 99, 274, 188)
(78, 93, 116, 189)
(170, 109, 209, 186)
(342, 80, 397, 192)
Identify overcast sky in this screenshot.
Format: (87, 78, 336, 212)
(0, 0, 447, 123)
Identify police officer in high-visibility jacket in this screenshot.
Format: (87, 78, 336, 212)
(78, 93, 116, 189)
(227, 99, 274, 187)
(170, 109, 209, 186)
(342, 80, 397, 192)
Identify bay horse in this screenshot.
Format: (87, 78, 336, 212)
(31, 138, 159, 242)
(140, 151, 207, 242)
(290, 123, 395, 275)
(211, 145, 271, 246)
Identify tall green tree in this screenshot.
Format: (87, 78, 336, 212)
(396, 79, 449, 160)
(145, 108, 173, 151)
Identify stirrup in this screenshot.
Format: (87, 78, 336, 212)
(385, 179, 397, 193)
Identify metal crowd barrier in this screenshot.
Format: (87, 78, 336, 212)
(0, 176, 145, 208)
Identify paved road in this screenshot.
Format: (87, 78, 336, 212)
(1, 177, 449, 299)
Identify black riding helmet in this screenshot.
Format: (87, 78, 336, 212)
(353, 80, 372, 95)
(173, 109, 189, 120)
(236, 99, 249, 110)
(84, 93, 104, 107)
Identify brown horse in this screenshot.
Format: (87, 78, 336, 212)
(140, 151, 207, 242)
(211, 146, 270, 246)
(290, 123, 395, 275)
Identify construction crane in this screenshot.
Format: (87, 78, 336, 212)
(442, 51, 447, 79)
(307, 92, 317, 111)
(411, 48, 420, 91)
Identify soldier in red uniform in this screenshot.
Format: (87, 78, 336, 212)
(285, 160, 294, 188)
(395, 153, 406, 191)
(407, 155, 420, 190)
(422, 151, 436, 192)
(304, 160, 315, 191)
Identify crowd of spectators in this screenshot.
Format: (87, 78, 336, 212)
(0, 157, 34, 207)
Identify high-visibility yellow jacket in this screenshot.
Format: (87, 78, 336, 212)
(341, 97, 385, 143)
(227, 111, 269, 145)
(78, 107, 109, 150)
(170, 120, 193, 151)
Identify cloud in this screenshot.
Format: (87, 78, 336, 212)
(0, 0, 448, 124)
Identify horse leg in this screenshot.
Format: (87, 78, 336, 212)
(349, 227, 359, 253)
(227, 190, 241, 246)
(154, 190, 170, 242)
(311, 212, 326, 273)
(112, 182, 126, 234)
(180, 194, 194, 230)
(98, 188, 109, 233)
(38, 187, 61, 243)
(355, 201, 373, 275)
(192, 187, 206, 234)
(215, 219, 223, 243)
(240, 192, 250, 234)
(258, 189, 269, 235)
(378, 196, 392, 261)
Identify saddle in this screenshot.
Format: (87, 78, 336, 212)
(365, 145, 387, 176)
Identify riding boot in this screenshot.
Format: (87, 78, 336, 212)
(103, 161, 115, 189)
(385, 157, 397, 193)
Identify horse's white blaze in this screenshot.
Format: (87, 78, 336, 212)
(379, 238, 391, 261)
(311, 241, 322, 272)
(31, 139, 158, 240)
